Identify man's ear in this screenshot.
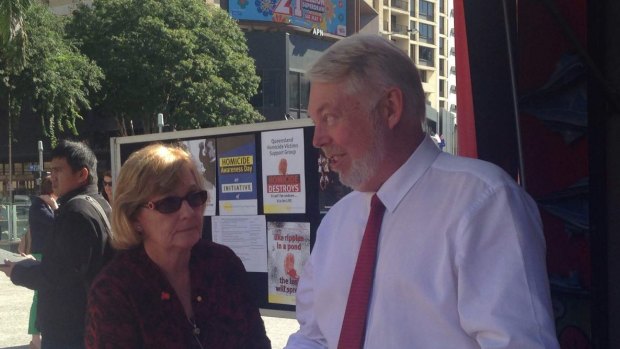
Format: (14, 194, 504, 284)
(384, 87, 404, 129)
(79, 167, 89, 184)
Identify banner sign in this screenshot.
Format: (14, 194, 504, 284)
(229, 0, 347, 37)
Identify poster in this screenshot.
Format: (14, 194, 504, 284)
(261, 129, 306, 214)
(317, 148, 352, 213)
(229, 0, 347, 37)
(267, 221, 311, 305)
(217, 134, 258, 215)
(182, 138, 217, 216)
(211, 215, 268, 273)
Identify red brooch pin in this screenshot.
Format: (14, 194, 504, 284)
(161, 291, 171, 301)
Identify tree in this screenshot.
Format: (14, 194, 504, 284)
(0, 3, 104, 146)
(67, 0, 263, 134)
(0, 0, 32, 211)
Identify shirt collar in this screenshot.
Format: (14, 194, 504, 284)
(57, 183, 99, 205)
(377, 135, 441, 213)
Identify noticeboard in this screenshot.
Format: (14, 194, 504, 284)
(110, 119, 351, 318)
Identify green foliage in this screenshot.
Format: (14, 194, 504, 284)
(0, 3, 103, 146)
(0, 0, 32, 64)
(68, 0, 263, 132)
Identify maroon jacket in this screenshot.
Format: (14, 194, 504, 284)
(85, 240, 271, 348)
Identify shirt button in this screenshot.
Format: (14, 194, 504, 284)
(196, 296, 203, 302)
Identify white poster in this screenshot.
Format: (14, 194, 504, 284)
(182, 138, 217, 216)
(211, 215, 267, 273)
(267, 221, 311, 305)
(261, 129, 306, 214)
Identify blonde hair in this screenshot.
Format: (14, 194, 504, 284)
(111, 143, 205, 250)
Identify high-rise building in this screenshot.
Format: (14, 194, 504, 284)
(371, 0, 456, 151)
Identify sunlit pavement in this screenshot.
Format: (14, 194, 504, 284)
(0, 274, 298, 349)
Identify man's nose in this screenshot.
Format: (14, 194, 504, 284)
(312, 124, 329, 149)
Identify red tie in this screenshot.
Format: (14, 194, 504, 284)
(338, 194, 386, 349)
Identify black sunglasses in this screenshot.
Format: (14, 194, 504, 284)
(103, 181, 112, 187)
(143, 190, 208, 214)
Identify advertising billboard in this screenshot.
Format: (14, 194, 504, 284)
(229, 0, 347, 37)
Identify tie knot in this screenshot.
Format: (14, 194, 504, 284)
(371, 194, 385, 212)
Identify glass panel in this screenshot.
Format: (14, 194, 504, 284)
(419, 70, 427, 83)
(300, 74, 310, 110)
(263, 70, 281, 108)
(419, 0, 434, 20)
(289, 72, 300, 110)
(14, 163, 23, 175)
(418, 23, 434, 44)
(419, 46, 434, 66)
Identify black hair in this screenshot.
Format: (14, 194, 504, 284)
(51, 140, 98, 185)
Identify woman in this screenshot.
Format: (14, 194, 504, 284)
(85, 144, 271, 348)
(23, 176, 57, 349)
(101, 170, 113, 204)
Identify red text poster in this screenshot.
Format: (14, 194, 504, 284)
(267, 221, 310, 305)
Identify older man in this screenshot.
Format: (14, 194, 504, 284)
(285, 34, 559, 349)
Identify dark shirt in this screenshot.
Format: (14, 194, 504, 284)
(11, 184, 113, 343)
(28, 196, 54, 254)
(85, 240, 271, 349)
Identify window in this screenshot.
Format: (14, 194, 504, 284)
(439, 0, 445, 14)
(439, 58, 445, 76)
(439, 38, 445, 56)
(391, 0, 407, 11)
(419, 1, 434, 20)
(250, 70, 264, 109)
(418, 23, 434, 44)
(419, 70, 428, 83)
(263, 70, 281, 108)
(289, 71, 310, 119)
(439, 18, 445, 35)
(419, 46, 434, 66)
(14, 163, 23, 175)
(439, 80, 446, 97)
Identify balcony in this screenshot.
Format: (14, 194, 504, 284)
(391, 0, 408, 11)
(392, 23, 410, 34)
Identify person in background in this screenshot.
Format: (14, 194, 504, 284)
(22, 175, 58, 349)
(285, 34, 559, 348)
(101, 171, 113, 204)
(1, 140, 113, 349)
(85, 144, 271, 349)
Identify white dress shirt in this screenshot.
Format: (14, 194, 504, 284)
(286, 136, 559, 349)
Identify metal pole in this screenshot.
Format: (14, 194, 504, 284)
(501, 0, 526, 189)
(7, 91, 13, 240)
(38, 140, 44, 192)
(157, 113, 164, 133)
